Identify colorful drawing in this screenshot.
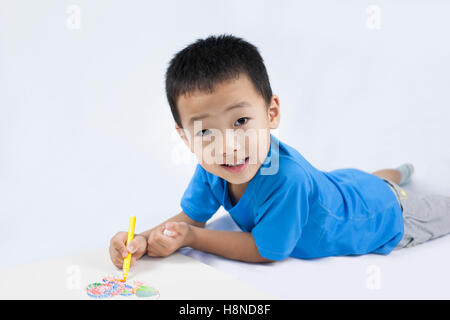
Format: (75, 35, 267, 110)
(86, 276, 159, 299)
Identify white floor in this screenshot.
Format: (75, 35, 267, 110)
(1, 1, 449, 299)
(0, 247, 275, 299)
(180, 201, 450, 299)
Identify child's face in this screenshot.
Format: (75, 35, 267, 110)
(175, 73, 280, 184)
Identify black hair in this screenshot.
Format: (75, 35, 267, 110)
(165, 34, 273, 128)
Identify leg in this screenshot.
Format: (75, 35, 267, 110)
(395, 192, 450, 249)
(372, 169, 402, 185)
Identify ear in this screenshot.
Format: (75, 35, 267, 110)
(175, 123, 194, 152)
(267, 95, 280, 129)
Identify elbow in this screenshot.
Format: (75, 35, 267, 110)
(259, 257, 277, 263)
(253, 249, 278, 263)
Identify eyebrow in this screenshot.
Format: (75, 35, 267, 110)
(188, 101, 250, 125)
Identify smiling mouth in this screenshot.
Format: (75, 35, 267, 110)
(221, 157, 249, 167)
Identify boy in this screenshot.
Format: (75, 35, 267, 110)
(109, 34, 450, 267)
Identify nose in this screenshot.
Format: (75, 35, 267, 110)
(221, 131, 244, 162)
(223, 131, 240, 153)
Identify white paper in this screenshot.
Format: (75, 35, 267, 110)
(0, 248, 276, 299)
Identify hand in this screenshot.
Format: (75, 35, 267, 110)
(146, 221, 192, 257)
(109, 232, 148, 269)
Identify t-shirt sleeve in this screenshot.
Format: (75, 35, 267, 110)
(180, 163, 221, 223)
(251, 169, 311, 261)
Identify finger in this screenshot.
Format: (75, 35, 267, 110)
(164, 222, 180, 237)
(166, 222, 188, 239)
(148, 239, 166, 254)
(153, 229, 170, 248)
(147, 238, 166, 256)
(163, 228, 175, 237)
(110, 245, 126, 267)
(115, 246, 128, 259)
(127, 238, 140, 254)
(111, 231, 128, 246)
(134, 235, 148, 256)
(148, 245, 169, 257)
(111, 232, 129, 257)
(147, 230, 170, 256)
(113, 256, 123, 269)
(147, 249, 160, 257)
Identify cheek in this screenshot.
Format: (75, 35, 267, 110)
(192, 141, 221, 166)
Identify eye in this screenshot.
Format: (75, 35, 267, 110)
(196, 129, 211, 137)
(234, 117, 249, 127)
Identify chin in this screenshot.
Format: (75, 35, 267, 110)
(221, 164, 259, 185)
(224, 175, 249, 185)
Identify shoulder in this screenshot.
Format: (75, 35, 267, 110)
(265, 134, 314, 185)
(280, 155, 311, 182)
(194, 163, 223, 188)
(270, 153, 311, 180)
(255, 154, 313, 196)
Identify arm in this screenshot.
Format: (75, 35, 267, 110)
(187, 226, 275, 263)
(137, 210, 205, 240)
(142, 212, 275, 263)
(112, 211, 205, 267)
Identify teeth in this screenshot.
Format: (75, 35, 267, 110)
(225, 158, 246, 166)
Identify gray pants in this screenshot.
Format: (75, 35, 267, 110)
(382, 178, 450, 249)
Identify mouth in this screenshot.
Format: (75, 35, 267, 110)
(220, 157, 250, 173)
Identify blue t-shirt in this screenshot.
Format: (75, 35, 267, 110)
(180, 133, 404, 260)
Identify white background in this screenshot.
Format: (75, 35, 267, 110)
(1, 0, 449, 298)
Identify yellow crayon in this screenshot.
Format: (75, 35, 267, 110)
(122, 216, 136, 282)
